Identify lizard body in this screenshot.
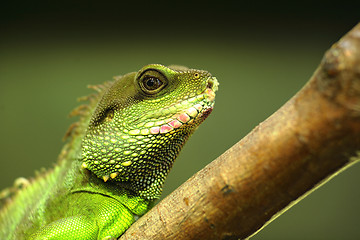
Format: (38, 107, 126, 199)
(0, 64, 219, 239)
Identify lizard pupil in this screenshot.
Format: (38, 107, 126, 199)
(143, 76, 163, 91)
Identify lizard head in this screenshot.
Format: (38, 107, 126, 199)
(81, 64, 219, 199)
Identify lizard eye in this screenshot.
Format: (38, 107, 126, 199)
(138, 69, 167, 94)
(142, 76, 163, 91)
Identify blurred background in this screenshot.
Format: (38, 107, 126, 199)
(1, 1, 359, 239)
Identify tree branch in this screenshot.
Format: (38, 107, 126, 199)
(120, 23, 360, 240)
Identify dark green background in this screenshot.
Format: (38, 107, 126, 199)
(1, 1, 359, 239)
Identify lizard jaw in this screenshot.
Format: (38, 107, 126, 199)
(129, 82, 217, 135)
(129, 76, 218, 135)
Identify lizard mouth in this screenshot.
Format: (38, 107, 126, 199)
(129, 77, 218, 136)
(205, 76, 218, 102)
(148, 76, 218, 134)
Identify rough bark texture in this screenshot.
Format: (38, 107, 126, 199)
(120, 23, 360, 240)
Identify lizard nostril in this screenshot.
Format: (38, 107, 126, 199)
(207, 77, 219, 92)
(207, 80, 213, 89)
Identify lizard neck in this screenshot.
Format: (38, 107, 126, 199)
(57, 82, 151, 213)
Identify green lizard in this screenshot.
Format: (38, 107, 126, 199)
(0, 64, 219, 239)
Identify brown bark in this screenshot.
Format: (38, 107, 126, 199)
(120, 23, 360, 240)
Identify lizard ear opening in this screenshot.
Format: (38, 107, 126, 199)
(91, 107, 116, 126)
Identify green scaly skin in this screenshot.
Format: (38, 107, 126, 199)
(0, 64, 219, 239)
